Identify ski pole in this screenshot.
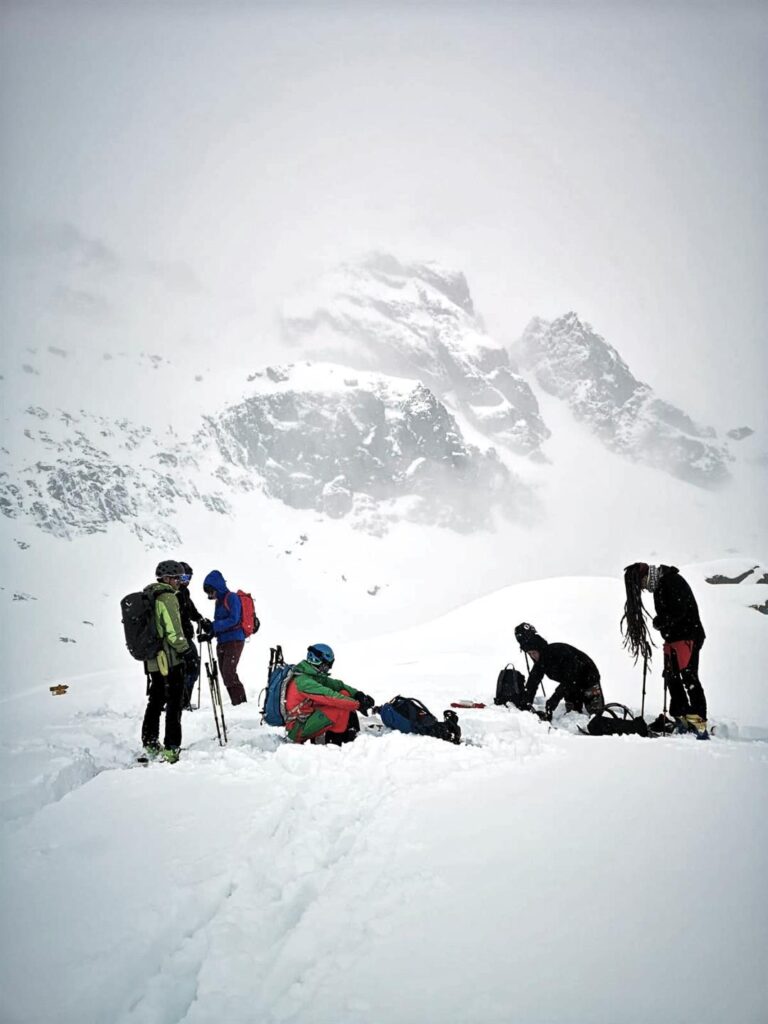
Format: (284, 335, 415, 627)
(202, 637, 227, 745)
(641, 651, 648, 719)
(524, 651, 546, 699)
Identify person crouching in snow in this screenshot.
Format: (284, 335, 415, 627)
(515, 622, 604, 721)
(285, 643, 375, 745)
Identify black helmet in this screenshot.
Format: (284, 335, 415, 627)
(180, 561, 193, 576)
(156, 559, 185, 579)
(514, 622, 544, 652)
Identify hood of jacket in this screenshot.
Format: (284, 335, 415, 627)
(203, 570, 228, 597)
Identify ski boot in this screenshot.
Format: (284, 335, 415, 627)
(137, 742, 162, 764)
(443, 709, 461, 745)
(685, 714, 710, 741)
(648, 714, 675, 736)
(161, 747, 180, 764)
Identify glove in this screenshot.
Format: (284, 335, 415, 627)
(197, 624, 214, 642)
(355, 692, 375, 716)
(199, 617, 212, 632)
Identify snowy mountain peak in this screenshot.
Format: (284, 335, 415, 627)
(513, 314, 731, 487)
(282, 254, 549, 456)
(355, 252, 476, 316)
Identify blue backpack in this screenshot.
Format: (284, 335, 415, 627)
(379, 696, 461, 744)
(261, 646, 295, 727)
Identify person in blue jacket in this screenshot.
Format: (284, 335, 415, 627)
(200, 570, 247, 705)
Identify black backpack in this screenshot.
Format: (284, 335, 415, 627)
(586, 703, 649, 737)
(121, 590, 163, 662)
(494, 664, 527, 708)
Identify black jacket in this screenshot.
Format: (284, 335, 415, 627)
(653, 566, 705, 645)
(524, 641, 600, 710)
(177, 586, 204, 643)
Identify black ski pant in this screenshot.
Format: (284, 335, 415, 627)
(182, 644, 201, 706)
(551, 669, 604, 716)
(142, 664, 184, 750)
(664, 641, 706, 720)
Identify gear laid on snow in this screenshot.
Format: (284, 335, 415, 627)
(494, 663, 528, 708)
(378, 697, 461, 744)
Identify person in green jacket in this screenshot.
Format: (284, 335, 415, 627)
(141, 560, 196, 763)
(284, 643, 376, 745)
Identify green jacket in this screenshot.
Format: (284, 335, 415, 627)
(291, 660, 359, 702)
(144, 582, 190, 673)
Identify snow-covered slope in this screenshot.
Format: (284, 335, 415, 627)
(1, 564, 766, 1024)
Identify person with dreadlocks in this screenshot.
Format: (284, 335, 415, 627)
(514, 622, 604, 721)
(622, 563, 708, 739)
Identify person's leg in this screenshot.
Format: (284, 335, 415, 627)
(681, 643, 707, 722)
(163, 664, 185, 751)
(583, 682, 604, 715)
(326, 710, 360, 745)
(663, 645, 691, 720)
(142, 672, 166, 748)
(182, 644, 200, 710)
(217, 641, 247, 705)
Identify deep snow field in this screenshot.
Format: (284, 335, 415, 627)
(1, 559, 766, 1024)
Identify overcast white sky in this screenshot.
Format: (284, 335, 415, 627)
(1, 1, 766, 429)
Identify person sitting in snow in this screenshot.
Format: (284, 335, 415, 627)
(285, 643, 375, 745)
(514, 622, 604, 721)
(622, 562, 708, 738)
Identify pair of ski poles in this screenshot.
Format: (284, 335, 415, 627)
(197, 629, 228, 746)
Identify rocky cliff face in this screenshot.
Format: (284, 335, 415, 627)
(0, 406, 229, 546)
(1, 257, 747, 549)
(282, 253, 549, 457)
(203, 364, 532, 534)
(513, 313, 731, 487)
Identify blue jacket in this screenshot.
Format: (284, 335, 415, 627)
(203, 570, 245, 644)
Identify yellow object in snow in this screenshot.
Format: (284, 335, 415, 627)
(157, 649, 169, 676)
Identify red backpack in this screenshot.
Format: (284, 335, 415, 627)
(225, 590, 260, 637)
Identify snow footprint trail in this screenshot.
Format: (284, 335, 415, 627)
(122, 721, 549, 1024)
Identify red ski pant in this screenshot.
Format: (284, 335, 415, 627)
(663, 640, 706, 719)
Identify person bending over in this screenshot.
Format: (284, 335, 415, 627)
(515, 622, 604, 721)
